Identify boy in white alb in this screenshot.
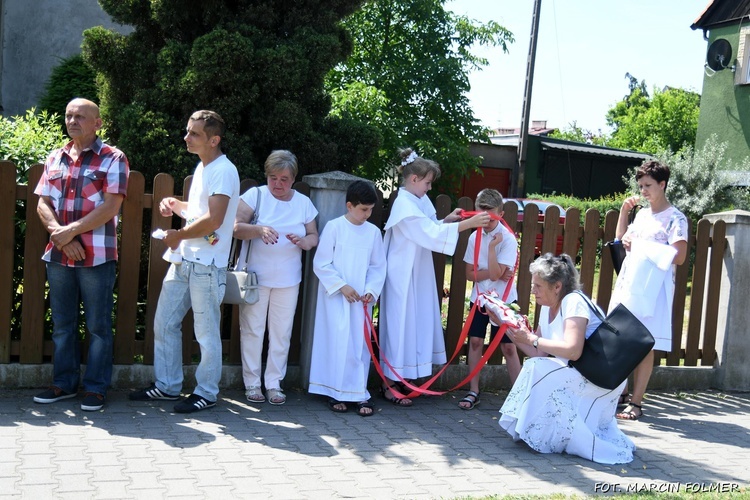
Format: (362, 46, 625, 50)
(308, 181, 386, 416)
(129, 110, 240, 413)
(459, 189, 520, 410)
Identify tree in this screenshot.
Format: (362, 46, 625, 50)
(38, 55, 99, 129)
(81, 0, 381, 187)
(624, 134, 749, 221)
(549, 121, 609, 146)
(606, 75, 700, 155)
(326, 0, 514, 193)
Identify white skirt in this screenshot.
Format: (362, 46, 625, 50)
(499, 357, 635, 464)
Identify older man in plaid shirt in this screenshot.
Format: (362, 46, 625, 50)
(33, 98, 129, 412)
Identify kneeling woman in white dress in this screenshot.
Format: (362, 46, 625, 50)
(498, 254, 635, 464)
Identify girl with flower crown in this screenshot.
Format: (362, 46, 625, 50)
(378, 148, 490, 406)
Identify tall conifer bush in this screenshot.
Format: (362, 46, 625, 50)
(82, 0, 380, 186)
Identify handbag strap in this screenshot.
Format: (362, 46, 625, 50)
(628, 205, 640, 224)
(574, 290, 607, 324)
(229, 186, 262, 270)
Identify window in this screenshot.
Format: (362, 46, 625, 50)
(735, 27, 750, 85)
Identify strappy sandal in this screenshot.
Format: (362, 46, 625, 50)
(617, 393, 631, 408)
(380, 384, 413, 407)
(458, 391, 480, 410)
(616, 403, 643, 421)
(356, 400, 375, 417)
(328, 399, 348, 413)
(267, 388, 286, 405)
(245, 386, 265, 403)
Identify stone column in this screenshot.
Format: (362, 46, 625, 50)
(704, 210, 750, 391)
(297, 171, 376, 390)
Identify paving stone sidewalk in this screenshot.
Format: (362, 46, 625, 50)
(0, 388, 748, 499)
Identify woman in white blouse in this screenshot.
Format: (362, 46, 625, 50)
(233, 150, 318, 405)
(497, 253, 635, 464)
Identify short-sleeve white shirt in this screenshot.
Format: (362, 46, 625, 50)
(539, 292, 603, 353)
(463, 222, 518, 303)
(238, 186, 318, 287)
(180, 154, 240, 267)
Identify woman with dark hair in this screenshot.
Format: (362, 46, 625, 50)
(611, 160, 688, 421)
(498, 253, 635, 464)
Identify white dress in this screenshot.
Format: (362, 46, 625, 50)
(308, 216, 387, 402)
(379, 189, 459, 380)
(609, 206, 688, 351)
(499, 293, 636, 464)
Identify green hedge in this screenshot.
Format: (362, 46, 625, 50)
(527, 192, 627, 225)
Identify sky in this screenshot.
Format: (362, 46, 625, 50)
(447, 0, 712, 133)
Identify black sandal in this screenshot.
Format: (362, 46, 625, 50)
(380, 384, 413, 407)
(616, 403, 643, 421)
(328, 399, 348, 413)
(356, 400, 375, 417)
(458, 391, 480, 410)
(617, 393, 631, 408)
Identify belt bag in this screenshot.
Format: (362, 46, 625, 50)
(223, 269, 259, 305)
(569, 292, 655, 390)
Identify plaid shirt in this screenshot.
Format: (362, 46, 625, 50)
(34, 138, 129, 267)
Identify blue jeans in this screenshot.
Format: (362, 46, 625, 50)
(153, 261, 226, 401)
(46, 260, 116, 395)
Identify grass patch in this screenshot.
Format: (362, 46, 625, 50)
(453, 488, 748, 499)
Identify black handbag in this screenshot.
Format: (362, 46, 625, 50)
(605, 240, 627, 275)
(569, 292, 655, 390)
(604, 206, 639, 275)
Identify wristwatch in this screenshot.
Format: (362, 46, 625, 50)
(532, 336, 539, 348)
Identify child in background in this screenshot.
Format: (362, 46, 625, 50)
(459, 189, 521, 410)
(378, 148, 490, 406)
(308, 181, 387, 416)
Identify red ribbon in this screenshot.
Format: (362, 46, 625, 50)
(366, 209, 521, 399)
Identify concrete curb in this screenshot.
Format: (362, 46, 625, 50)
(1, 363, 716, 391)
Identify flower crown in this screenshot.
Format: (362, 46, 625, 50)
(401, 151, 418, 166)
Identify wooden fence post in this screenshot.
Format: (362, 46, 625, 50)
(19, 164, 47, 363)
(0, 162, 17, 363)
(113, 171, 145, 364)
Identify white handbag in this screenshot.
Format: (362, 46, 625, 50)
(222, 187, 261, 305)
(223, 268, 259, 305)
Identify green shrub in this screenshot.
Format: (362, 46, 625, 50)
(649, 135, 750, 221)
(0, 109, 67, 347)
(526, 192, 626, 226)
(38, 54, 98, 128)
(82, 2, 379, 189)
(0, 109, 66, 182)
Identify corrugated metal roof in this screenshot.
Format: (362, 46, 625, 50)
(691, 0, 750, 30)
(719, 170, 750, 186)
(538, 138, 652, 161)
